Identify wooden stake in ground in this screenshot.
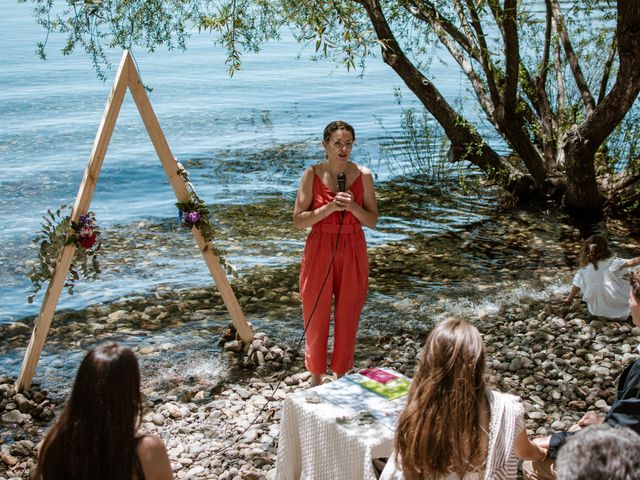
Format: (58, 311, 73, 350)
(17, 50, 253, 392)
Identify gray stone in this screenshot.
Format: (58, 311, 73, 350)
(236, 388, 251, 400)
(107, 309, 128, 323)
(1, 410, 26, 424)
(224, 340, 243, 353)
(9, 440, 34, 457)
(13, 394, 36, 413)
(187, 465, 205, 476)
(152, 413, 165, 426)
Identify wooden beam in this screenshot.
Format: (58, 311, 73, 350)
(17, 50, 253, 392)
(17, 51, 131, 391)
(126, 53, 253, 343)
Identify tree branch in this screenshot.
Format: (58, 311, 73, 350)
(563, 0, 640, 212)
(462, 0, 500, 104)
(550, 0, 596, 115)
(480, 0, 549, 186)
(597, 36, 617, 105)
(403, 0, 480, 60)
(538, 0, 552, 89)
(361, 0, 535, 194)
(577, 0, 640, 149)
(436, 31, 497, 126)
(502, 0, 519, 108)
(528, 0, 559, 169)
(452, 0, 477, 49)
(552, 15, 566, 118)
(404, 1, 496, 125)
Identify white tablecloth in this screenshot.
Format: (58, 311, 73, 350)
(275, 376, 405, 480)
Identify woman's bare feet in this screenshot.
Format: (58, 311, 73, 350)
(309, 373, 322, 387)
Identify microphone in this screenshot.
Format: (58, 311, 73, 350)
(337, 172, 346, 192)
(337, 172, 346, 223)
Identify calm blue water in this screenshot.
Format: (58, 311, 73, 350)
(0, 2, 472, 324)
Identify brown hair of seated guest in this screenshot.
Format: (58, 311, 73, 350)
(394, 317, 487, 480)
(578, 234, 612, 270)
(35, 342, 142, 480)
(631, 269, 640, 299)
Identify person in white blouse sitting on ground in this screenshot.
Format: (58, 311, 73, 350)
(380, 317, 545, 480)
(564, 234, 640, 320)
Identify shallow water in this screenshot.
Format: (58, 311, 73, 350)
(5, 179, 640, 399)
(1, 2, 636, 400)
(1, 2, 446, 324)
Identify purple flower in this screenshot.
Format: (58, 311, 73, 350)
(186, 211, 201, 223)
(79, 215, 91, 227)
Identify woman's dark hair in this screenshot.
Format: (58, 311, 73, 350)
(36, 342, 142, 480)
(578, 234, 612, 270)
(323, 120, 355, 142)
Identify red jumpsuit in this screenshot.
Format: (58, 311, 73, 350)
(299, 169, 369, 376)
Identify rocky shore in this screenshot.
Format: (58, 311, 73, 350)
(2, 293, 639, 479)
(2, 197, 640, 479)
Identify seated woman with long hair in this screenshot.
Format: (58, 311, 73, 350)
(35, 342, 172, 480)
(381, 317, 545, 480)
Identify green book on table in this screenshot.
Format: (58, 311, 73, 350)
(346, 368, 411, 400)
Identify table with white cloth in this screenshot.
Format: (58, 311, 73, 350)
(275, 369, 409, 480)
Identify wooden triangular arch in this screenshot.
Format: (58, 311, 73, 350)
(17, 50, 253, 391)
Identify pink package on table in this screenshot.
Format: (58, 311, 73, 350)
(359, 368, 399, 384)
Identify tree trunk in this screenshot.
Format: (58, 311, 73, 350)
(607, 165, 640, 214)
(563, 0, 640, 215)
(360, 0, 536, 196)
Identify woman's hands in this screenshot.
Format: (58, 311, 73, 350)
(578, 411, 603, 427)
(563, 285, 580, 304)
(333, 191, 353, 212)
(532, 435, 551, 450)
(515, 430, 549, 462)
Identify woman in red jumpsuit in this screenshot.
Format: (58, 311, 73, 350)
(293, 121, 378, 387)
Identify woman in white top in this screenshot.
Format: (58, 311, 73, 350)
(564, 234, 640, 319)
(380, 317, 545, 480)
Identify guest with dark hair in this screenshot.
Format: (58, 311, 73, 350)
(35, 342, 172, 480)
(380, 317, 545, 480)
(523, 269, 640, 479)
(555, 424, 640, 480)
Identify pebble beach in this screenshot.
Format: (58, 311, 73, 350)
(2, 199, 640, 479)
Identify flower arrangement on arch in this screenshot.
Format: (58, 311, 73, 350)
(27, 206, 102, 303)
(175, 162, 237, 278)
(73, 214, 99, 249)
(176, 198, 215, 242)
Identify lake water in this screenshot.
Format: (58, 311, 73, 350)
(2, 1, 636, 398)
(0, 2, 473, 324)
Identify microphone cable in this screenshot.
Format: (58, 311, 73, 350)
(213, 182, 346, 455)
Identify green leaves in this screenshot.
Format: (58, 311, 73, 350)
(28, 0, 378, 78)
(176, 163, 238, 278)
(29, 0, 199, 81)
(27, 205, 102, 304)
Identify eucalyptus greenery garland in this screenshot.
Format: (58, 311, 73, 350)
(27, 164, 235, 304)
(175, 162, 237, 278)
(27, 206, 101, 303)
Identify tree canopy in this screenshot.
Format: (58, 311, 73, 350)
(23, 0, 640, 217)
